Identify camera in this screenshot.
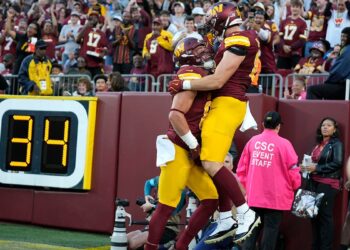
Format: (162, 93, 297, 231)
(116, 198, 130, 207)
(136, 197, 157, 207)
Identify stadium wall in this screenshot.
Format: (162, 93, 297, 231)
(0, 93, 348, 250)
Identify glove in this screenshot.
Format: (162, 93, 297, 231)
(190, 145, 201, 166)
(168, 78, 184, 95)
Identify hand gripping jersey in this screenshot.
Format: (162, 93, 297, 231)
(212, 30, 260, 101)
(167, 66, 210, 150)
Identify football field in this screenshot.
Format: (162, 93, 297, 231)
(0, 222, 110, 250)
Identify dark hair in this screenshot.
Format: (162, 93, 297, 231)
(185, 15, 195, 22)
(263, 111, 282, 129)
(94, 74, 108, 84)
(160, 10, 170, 16)
(109, 72, 126, 91)
(342, 27, 350, 46)
(29, 22, 41, 38)
(316, 117, 339, 143)
(78, 77, 92, 92)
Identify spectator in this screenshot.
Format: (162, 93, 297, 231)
(129, 0, 152, 52)
(129, 52, 147, 91)
(237, 111, 301, 250)
(18, 40, 53, 95)
(303, 0, 332, 57)
(87, 0, 107, 17)
(284, 76, 307, 99)
(111, 11, 136, 74)
(41, 15, 59, 60)
(277, 0, 307, 69)
(5, 14, 41, 74)
(202, 0, 212, 14)
(0, 54, 14, 75)
(72, 77, 93, 96)
(307, 27, 350, 99)
(172, 15, 203, 48)
(322, 44, 341, 72)
(248, 8, 278, 92)
(159, 10, 177, 35)
(326, 0, 350, 48)
(339, 156, 350, 250)
(94, 74, 109, 92)
(142, 18, 174, 81)
(191, 7, 205, 28)
(294, 41, 325, 74)
(301, 117, 344, 250)
(76, 11, 108, 78)
(0, 29, 16, 63)
(170, 2, 186, 33)
(108, 72, 129, 91)
(59, 11, 82, 65)
(67, 56, 92, 78)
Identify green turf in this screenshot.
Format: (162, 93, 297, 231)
(0, 222, 110, 249)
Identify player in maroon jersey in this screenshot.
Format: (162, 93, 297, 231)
(76, 11, 108, 78)
(168, 2, 261, 245)
(276, 0, 307, 69)
(144, 37, 219, 250)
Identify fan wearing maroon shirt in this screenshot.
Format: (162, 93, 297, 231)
(76, 11, 108, 78)
(0, 30, 17, 63)
(294, 42, 325, 74)
(276, 0, 307, 69)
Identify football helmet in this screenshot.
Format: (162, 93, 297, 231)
(173, 37, 214, 68)
(205, 2, 243, 37)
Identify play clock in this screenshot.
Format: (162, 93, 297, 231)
(0, 96, 97, 190)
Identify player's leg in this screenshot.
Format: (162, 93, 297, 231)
(200, 97, 260, 243)
(174, 164, 219, 250)
(145, 144, 192, 250)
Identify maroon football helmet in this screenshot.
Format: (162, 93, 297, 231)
(173, 37, 213, 67)
(205, 2, 243, 37)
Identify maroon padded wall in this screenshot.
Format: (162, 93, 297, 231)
(0, 188, 34, 222)
(116, 93, 172, 226)
(32, 93, 122, 233)
(278, 100, 350, 250)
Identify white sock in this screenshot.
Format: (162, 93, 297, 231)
(236, 203, 249, 214)
(219, 211, 232, 220)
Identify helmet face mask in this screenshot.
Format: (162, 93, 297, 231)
(173, 38, 214, 68)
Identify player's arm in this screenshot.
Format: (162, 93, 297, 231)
(169, 91, 199, 150)
(179, 50, 245, 91)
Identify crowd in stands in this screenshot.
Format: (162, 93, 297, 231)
(0, 0, 350, 97)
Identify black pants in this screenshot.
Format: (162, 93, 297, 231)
(113, 63, 132, 74)
(307, 83, 346, 100)
(242, 208, 283, 250)
(86, 67, 103, 79)
(311, 181, 338, 250)
(277, 55, 300, 69)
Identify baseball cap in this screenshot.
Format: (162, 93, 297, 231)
(71, 11, 81, 17)
(112, 14, 123, 22)
(35, 40, 48, 49)
(174, 1, 185, 9)
(253, 2, 265, 11)
(192, 7, 205, 16)
(263, 111, 282, 129)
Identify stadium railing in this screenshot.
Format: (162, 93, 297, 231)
(258, 73, 283, 98)
(121, 74, 156, 92)
(157, 74, 176, 93)
(3, 74, 93, 96)
(285, 73, 329, 90)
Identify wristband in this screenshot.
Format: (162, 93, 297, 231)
(183, 80, 192, 90)
(180, 131, 198, 149)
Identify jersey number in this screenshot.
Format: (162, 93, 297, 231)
(87, 33, 101, 47)
(283, 25, 297, 41)
(4, 37, 13, 51)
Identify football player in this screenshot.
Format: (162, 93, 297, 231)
(168, 2, 261, 244)
(145, 37, 219, 250)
